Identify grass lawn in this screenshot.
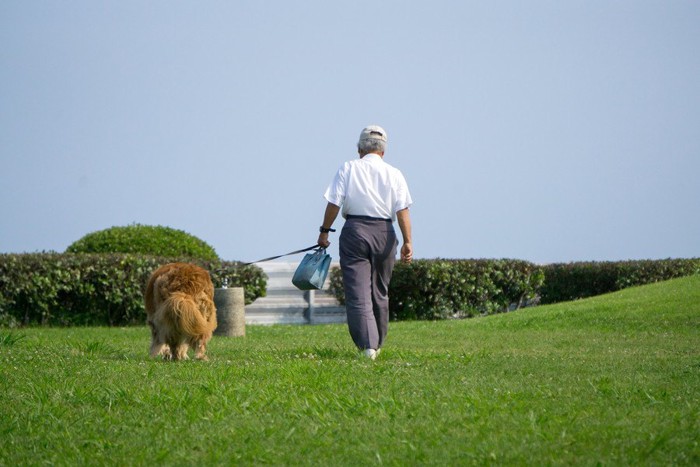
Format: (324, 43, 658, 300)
(1, 275, 698, 465)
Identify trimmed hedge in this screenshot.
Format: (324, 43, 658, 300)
(66, 224, 220, 262)
(5, 252, 697, 327)
(329, 257, 700, 320)
(540, 258, 700, 304)
(0, 253, 266, 327)
(329, 259, 545, 321)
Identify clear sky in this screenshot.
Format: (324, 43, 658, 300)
(1, 1, 698, 264)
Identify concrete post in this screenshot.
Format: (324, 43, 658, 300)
(214, 287, 245, 337)
(304, 289, 315, 323)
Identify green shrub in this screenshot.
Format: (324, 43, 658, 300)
(66, 224, 220, 262)
(209, 261, 268, 306)
(0, 253, 266, 327)
(331, 258, 700, 319)
(540, 258, 700, 304)
(329, 259, 545, 321)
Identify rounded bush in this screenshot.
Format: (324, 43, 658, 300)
(66, 224, 220, 262)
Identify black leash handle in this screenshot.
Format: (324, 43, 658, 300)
(242, 245, 320, 266)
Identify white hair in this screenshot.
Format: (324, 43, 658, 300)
(357, 138, 386, 154)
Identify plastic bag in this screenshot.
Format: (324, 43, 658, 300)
(292, 248, 332, 290)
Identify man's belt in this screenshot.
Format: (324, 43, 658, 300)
(346, 215, 392, 222)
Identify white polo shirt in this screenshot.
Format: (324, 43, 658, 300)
(324, 153, 413, 221)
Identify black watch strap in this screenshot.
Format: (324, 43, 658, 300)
(319, 226, 336, 233)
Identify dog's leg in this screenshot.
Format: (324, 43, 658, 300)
(148, 320, 170, 359)
(150, 343, 169, 359)
(154, 344, 172, 360)
(172, 342, 189, 361)
(194, 337, 210, 361)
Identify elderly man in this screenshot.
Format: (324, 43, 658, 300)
(317, 125, 413, 360)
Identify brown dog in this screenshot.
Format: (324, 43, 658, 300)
(144, 263, 217, 361)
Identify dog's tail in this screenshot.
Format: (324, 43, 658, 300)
(161, 292, 211, 337)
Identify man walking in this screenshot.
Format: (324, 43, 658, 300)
(317, 125, 413, 360)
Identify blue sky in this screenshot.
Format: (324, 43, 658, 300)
(1, 1, 698, 264)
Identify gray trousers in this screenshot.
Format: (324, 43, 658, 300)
(339, 216, 398, 350)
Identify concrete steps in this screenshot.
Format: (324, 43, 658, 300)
(244, 262, 346, 325)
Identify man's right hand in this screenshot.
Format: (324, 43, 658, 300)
(317, 233, 330, 248)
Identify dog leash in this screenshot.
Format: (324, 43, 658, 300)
(242, 245, 320, 266)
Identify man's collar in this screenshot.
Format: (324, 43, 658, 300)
(362, 153, 383, 161)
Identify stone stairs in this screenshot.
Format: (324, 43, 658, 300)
(244, 262, 346, 325)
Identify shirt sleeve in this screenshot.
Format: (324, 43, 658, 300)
(323, 163, 347, 207)
(393, 170, 413, 213)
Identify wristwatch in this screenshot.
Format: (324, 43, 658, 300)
(319, 226, 336, 233)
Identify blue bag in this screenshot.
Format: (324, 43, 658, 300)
(292, 248, 332, 290)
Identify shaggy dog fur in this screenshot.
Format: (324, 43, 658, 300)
(144, 263, 217, 361)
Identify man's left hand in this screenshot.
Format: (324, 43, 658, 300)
(401, 243, 413, 263)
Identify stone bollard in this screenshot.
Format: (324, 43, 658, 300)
(214, 287, 245, 337)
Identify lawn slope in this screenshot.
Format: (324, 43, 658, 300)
(1, 275, 698, 465)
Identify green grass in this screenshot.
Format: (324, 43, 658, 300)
(1, 276, 698, 465)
